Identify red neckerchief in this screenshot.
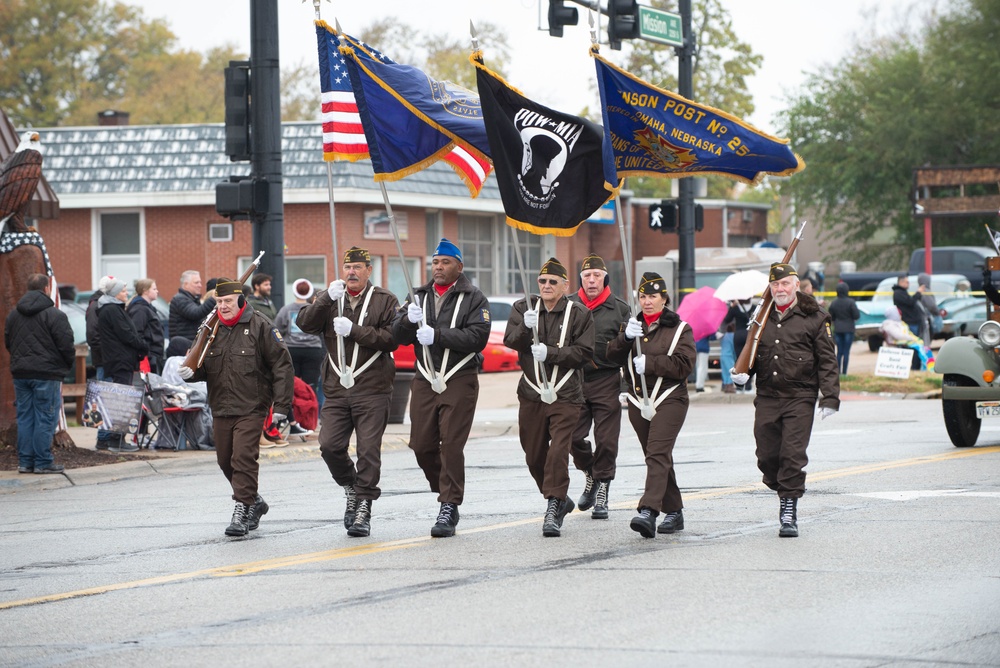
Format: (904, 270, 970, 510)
(434, 281, 456, 297)
(776, 301, 793, 314)
(219, 304, 246, 327)
(642, 311, 660, 328)
(577, 286, 611, 310)
(347, 288, 362, 297)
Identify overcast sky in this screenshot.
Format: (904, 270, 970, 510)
(129, 0, 930, 136)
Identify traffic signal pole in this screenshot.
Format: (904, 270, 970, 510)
(676, 0, 695, 303)
(250, 0, 285, 308)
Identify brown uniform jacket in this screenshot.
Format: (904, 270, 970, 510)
(295, 281, 399, 398)
(191, 305, 294, 418)
(569, 290, 632, 382)
(607, 308, 695, 400)
(751, 292, 840, 410)
(504, 295, 595, 404)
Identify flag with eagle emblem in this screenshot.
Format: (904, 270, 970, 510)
(592, 47, 804, 187)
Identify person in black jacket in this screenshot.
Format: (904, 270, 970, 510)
(4, 274, 75, 474)
(892, 275, 926, 338)
(169, 270, 215, 341)
(828, 282, 861, 374)
(128, 278, 165, 374)
(98, 278, 148, 451)
(86, 275, 116, 447)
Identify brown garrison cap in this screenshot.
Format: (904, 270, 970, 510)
(215, 279, 244, 297)
(344, 246, 372, 264)
(768, 263, 798, 282)
(580, 253, 607, 272)
(637, 271, 668, 296)
(539, 257, 568, 280)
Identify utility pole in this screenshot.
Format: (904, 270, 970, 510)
(676, 0, 695, 302)
(250, 0, 285, 308)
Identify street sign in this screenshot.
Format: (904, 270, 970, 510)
(638, 6, 683, 47)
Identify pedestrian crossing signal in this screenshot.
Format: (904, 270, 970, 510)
(649, 200, 677, 233)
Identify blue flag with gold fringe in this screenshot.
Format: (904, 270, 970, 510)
(592, 47, 804, 187)
(474, 54, 614, 237)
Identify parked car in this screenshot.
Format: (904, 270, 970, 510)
(936, 317, 1000, 447)
(941, 298, 990, 338)
(854, 274, 966, 351)
(393, 295, 520, 373)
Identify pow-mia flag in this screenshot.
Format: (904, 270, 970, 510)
(473, 55, 614, 237)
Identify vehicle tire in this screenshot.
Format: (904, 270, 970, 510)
(942, 375, 981, 448)
(867, 334, 882, 352)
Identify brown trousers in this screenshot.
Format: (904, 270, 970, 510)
(570, 373, 623, 480)
(752, 395, 815, 498)
(627, 397, 688, 513)
(318, 392, 391, 500)
(518, 399, 580, 499)
(213, 414, 265, 506)
(408, 374, 478, 505)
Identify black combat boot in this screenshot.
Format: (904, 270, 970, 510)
(249, 494, 269, 531)
(225, 502, 252, 537)
(657, 509, 684, 534)
(430, 502, 460, 538)
(347, 499, 371, 537)
(542, 497, 562, 537)
(779, 497, 798, 538)
(629, 507, 659, 538)
(578, 468, 597, 511)
(342, 484, 357, 529)
(591, 480, 610, 519)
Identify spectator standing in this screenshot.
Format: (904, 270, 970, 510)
(694, 335, 711, 392)
(247, 273, 278, 321)
(5, 274, 75, 474)
(828, 282, 861, 375)
(917, 273, 940, 347)
(169, 270, 215, 341)
(722, 299, 753, 393)
(98, 278, 148, 451)
(892, 275, 925, 340)
(128, 278, 165, 374)
(86, 275, 116, 448)
(274, 278, 326, 417)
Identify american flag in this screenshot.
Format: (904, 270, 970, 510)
(316, 21, 490, 197)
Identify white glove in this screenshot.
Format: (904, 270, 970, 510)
(327, 279, 346, 301)
(633, 354, 646, 375)
(416, 325, 435, 346)
(530, 343, 548, 362)
(333, 316, 352, 337)
(272, 412, 287, 424)
(178, 365, 194, 380)
(730, 369, 750, 385)
(523, 309, 538, 329)
(624, 317, 643, 340)
(818, 407, 837, 421)
(407, 302, 423, 324)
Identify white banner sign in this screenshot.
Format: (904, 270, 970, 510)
(874, 347, 914, 379)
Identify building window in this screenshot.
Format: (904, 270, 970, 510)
(209, 223, 233, 242)
(96, 210, 144, 287)
(503, 228, 543, 294)
(364, 209, 408, 241)
(285, 256, 326, 301)
(458, 213, 495, 295)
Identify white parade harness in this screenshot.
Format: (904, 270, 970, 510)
(327, 287, 381, 388)
(415, 292, 477, 394)
(625, 320, 689, 421)
(524, 299, 576, 405)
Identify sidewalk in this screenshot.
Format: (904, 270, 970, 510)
(0, 340, 933, 493)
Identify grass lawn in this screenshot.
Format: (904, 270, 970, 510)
(840, 372, 942, 394)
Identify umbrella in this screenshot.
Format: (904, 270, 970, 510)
(676, 286, 728, 341)
(714, 269, 770, 302)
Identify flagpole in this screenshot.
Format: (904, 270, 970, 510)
(508, 225, 553, 397)
(613, 194, 653, 419)
(378, 183, 442, 389)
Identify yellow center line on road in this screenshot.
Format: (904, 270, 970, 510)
(3, 445, 998, 611)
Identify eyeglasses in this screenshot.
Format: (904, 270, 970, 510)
(537, 278, 561, 286)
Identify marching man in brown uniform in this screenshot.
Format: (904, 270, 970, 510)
(607, 272, 695, 538)
(392, 239, 491, 538)
(296, 247, 399, 538)
(179, 279, 294, 537)
(730, 263, 840, 537)
(568, 253, 631, 519)
(505, 258, 595, 537)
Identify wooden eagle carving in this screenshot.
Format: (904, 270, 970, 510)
(0, 131, 43, 234)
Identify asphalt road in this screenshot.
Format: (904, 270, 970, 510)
(2, 395, 999, 667)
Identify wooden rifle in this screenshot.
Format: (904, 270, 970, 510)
(733, 221, 807, 375)
(182, 250, 265, 371)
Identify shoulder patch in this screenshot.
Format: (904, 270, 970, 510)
(825, 322, 832, 338)
(482, 308, 490, 323)
(272, 327, 284, 343)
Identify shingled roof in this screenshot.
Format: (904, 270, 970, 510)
(28, 121, 500, 210)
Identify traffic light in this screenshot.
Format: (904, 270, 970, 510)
(695, 204, 704, 232)
(650, 200, 677, 233)
(216, 176, 268, 220)
(548, 0, 579, 38)
(608, 0, 640, 50)
(224, 60, 251, 162)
